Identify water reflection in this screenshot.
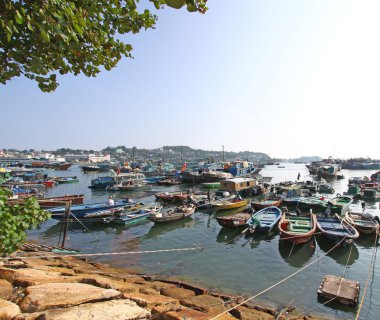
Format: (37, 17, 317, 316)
(247, 231, 278, 249)
(216, 228, 244, 245)
(144, 218, 195, 240)
(316, 236, 359, 266)
(355, 234, 380, 249)
(278, 237, 316, 267)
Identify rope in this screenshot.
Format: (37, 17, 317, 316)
(294, 240, 356, 318)
(2, 245, 203, 260)
(355, 233, 378, 320)
(208, 236, 347, 320)
(68, 212, 100, 241)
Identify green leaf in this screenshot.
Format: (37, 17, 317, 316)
(15, 11, 23, 24)
(39, 26, 50, 42)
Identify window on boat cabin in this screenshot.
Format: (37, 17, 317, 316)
(246, 182, 250, 187)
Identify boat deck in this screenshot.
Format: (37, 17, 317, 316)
(288, 217, 312, 233)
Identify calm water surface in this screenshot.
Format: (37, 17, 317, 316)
(27, 164, 380, 319)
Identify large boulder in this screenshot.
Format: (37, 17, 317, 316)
(231, 306, 275, 320)
(123, 292, 179, 310)
(15, 299, 150, 320)
(0, 279, 13, 299)
(180, 295, 227, 315)
(19, 283, 121, 312)
(0, 298, 21, 320)
(80, 274, 141, 293)
(0, 267, 81, 287)
(161, 287, 196, 299)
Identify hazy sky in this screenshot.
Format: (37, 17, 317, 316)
(1, 0, 379, 159)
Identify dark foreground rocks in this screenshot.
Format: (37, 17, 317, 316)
(0, 251, 330, 320)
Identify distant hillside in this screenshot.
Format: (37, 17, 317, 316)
(286, 156, 322, 163)
(100, 145, 271, 162)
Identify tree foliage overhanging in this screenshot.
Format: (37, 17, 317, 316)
(0, 0, 207, 92)
(0, 188, 50, 255)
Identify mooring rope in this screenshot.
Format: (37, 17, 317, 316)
(208, 236, 347, 320)
(1, 245, 203, 260)
(293, 240, 356, 318)
(355, 232, 378, 320)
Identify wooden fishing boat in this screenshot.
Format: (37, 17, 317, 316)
(327, 195, 353, 213)
(149, 204, 196, 223)
(202, 182, 221, 189)
(189, 192, 235, 210)
(54, 176, 79, 184)
(156, 178, 181, 186)
(7, 194, 85, 208)
(213, 199, 248, 211)
(155, 191, 185, 202)
(245, 206, 282, 233)
(251, 198, 283, 211)
(104, 205, 161, 225)
(42, 180, 55, 188)
(216, 209, 252, 228)
(81, 165, 101, 173)
(47, 199, 134, 219)
(298, 196, 328, 210)
(360, 189, 380, 201)
(52, 163, 72, 170)
(344, 211, 380, 235)
(278, 213, 317, 245)
(316, 216, 359, 243)
(318, 184, 335, 194)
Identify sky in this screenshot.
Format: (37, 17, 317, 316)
(1, 0, 380, 159)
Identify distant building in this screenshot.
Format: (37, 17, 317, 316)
(65, 154, 110, 163)
(88, 154, 110, 163)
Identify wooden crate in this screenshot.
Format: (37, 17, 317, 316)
(317, 275, 360, 307)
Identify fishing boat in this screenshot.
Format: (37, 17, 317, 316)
(144, 176, 166, 184)
(42, 180, 56, 188)
(105, 205, 161, 225)
(149, 204, 196, 223)
(251, 198, 283, 211)
(297, 196, 328, 210)
(51, 163, 72, 170)
(344, 211, 380, 235)
(156, 178, 181, 186)
(202, 182, 221, 189)
(360, 189, 380, 201)
(55, 176, 79, 184)
(278, 213, 317, 245)
(245, 206, 282, 234)
(189, 191, 235, 210)
(81, 165, 101, 173)
(327, 195, 353, 213)
(47, 199, 133, 219)
(7, 194, 85, 208)
(317, 184, 335, 194)
(316, 215, 359, 243)
(213, 198, 248, 211)
(216, 209, 252, 228)
(155, 191, 186, 202)
(89, 176, 116, 189)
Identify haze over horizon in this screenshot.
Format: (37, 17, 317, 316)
(1, 0, 380, 159)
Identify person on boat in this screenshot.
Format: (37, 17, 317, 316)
(324, 204, 331, 217)
(107, 196, 115, 206)
(361, 202, 366, 212)
(297, 172, 301, 180)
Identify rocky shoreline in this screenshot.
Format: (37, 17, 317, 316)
(0, 248, 329, 320)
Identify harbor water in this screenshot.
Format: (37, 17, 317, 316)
(27, 163, 380, 319)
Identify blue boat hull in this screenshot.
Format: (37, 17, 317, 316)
(246, 206, 282, 233)
(48, 201, 128, 219)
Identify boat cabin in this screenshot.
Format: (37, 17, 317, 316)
(220, 178, 256, 192)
